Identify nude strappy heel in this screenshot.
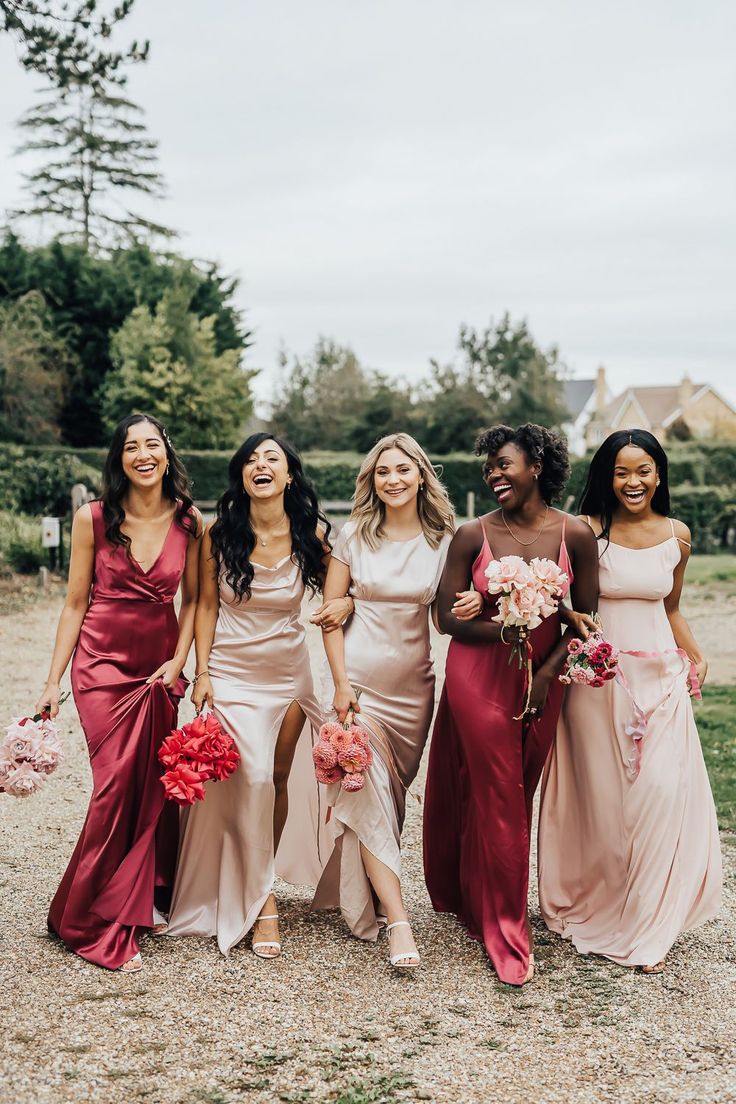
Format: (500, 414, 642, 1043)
(252, 913, 281, 959)
(386, 920, 420, 969)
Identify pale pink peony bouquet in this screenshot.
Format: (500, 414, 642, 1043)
(312, 698, 373, 793)
(0, 695, 68, 798)
(560, 631, 619, 687)
(485, 555, 568, 667)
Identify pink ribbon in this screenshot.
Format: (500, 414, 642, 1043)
(614, 648, 701, 779)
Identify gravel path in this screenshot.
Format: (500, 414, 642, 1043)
(1, 592, 734, 1104)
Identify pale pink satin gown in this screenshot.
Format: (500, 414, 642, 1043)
(538, 519, 722, 966)
(166, 555, 328, 954)
(312, 522, 451, 939)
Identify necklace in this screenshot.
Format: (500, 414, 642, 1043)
(501, 504, 549, 547)
(252, 517, 289, 548)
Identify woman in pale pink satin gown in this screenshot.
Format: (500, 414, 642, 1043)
(311, 433, 474, 970)
(166, 433, 349, 957)
(539, 430, 722, 973)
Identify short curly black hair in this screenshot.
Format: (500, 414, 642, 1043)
(475, 423, 570, 505)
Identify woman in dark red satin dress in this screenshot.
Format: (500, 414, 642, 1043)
(423, 424, 598, 986)
(36, 414, 201, 972)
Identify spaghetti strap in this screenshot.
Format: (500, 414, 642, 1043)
(668, 517, 676, 538)
(477, 517, 493, 560)
(561, 513, 567, 539)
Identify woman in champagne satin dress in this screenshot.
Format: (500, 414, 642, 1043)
(311, 433, 476, 969)
(36, 413, 201, 972)
(167, 433, 349, 957)
(539, 430, 721, 973)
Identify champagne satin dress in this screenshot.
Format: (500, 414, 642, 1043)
(423, 518, 572, 986)
(312, 521, 451, 939)
(48, 500, 191, 969)
(167, 554, 328, 954)
(538, 521, 722, 965)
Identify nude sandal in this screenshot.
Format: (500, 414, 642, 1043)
(118, 952, 142, 973)
(386, 920, 420, 970)
(252, 914, 281, 959)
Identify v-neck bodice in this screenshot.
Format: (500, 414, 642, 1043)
(89, 500, 190, 605)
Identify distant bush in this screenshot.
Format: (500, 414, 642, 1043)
(0, 512, 47, 574)
(0, 447, 101, 515)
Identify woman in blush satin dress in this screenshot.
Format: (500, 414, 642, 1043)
(423, 424, 599, 986)
(166, 433, 351, 958)
(36, 414, 201, 972)
(538, 429, 722, 974)
(311, 433, 480, 970)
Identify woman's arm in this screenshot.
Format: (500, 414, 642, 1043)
(35, 504, 95, 717)
(190, 523, 220, 711)
(528, 517, 600, 714)
(320, 556, 360, 722)
(147, 509, 203, 689)
(436, 524, 510, 643)
(664, 521, 707, 690)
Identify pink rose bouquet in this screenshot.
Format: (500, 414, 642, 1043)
(1, 694, 68, 798)
(312, 694, 373, 792)
(158, 706, 240, 806)
(485, 555, 568, 668)
(560, 630, 619, 688)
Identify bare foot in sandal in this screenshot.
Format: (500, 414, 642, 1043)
(640, 960, 665, 975)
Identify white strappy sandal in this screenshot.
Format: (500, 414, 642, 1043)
(386, 920, 420, 970)
(118, 952, 142, 973)
(252, 913, 281, 959)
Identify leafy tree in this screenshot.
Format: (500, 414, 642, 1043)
(101, 284, 257, 448)
(0, 233, 251, 445)
(270, 339, 370, 450)
(0, 1, 148, 86)
(13, 80, 174, 250)
(0, 289, 69, 442)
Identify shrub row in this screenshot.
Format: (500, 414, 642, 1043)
(1, 443, 734, 554)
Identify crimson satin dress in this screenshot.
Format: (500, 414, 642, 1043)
(423, 518, 572, 985)
(48, 500, 190, 969)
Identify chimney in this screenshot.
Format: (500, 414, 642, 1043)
(595, 365, 607, 415)
(678, 373, 693, 408)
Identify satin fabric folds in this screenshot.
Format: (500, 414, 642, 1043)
(423, 520, 572, 986)
(312, 522, 450, 940)
(48, 501, 190, 969)
(166, 555, 329, 954)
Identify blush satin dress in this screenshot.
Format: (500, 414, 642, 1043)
(423, 516, 572, 986)
(166, 555, 329, 954)
(538, 520, 722, 965)
(312, 521, 451, 940)
(48, 500, 191, 969)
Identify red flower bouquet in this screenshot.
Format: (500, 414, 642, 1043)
(158, 706, 240, 805)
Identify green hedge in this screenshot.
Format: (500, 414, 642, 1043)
(2, 442, 734, 552)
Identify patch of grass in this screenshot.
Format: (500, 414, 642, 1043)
(686, 555, 736, 588)
(698, 684, 736, 833)
(61, 1044, 91, 1055)
(190, 1091, 228, 1104)
(245, 1052, 292, 1071)
(334, 1073, 414, 1104)
(321, 1044, 373, 1078)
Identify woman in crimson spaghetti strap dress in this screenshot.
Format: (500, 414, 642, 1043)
(423, 423, 599, 986)
(36, 413, 201, 972)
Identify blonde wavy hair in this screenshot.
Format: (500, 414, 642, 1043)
(349, 433, 455, 551)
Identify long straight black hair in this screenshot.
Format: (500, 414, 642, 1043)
(100, 413, 195, 551)
(210, 431, 330, 601)
(578, 428, 671, 543)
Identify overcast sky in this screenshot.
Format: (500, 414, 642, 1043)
(1, 0, 734, 411)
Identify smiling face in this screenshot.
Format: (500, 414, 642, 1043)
(483, 442, 541, 508)
(612, 444, 659, 515)
(373, 447, 421, 510)
(121, 421, 168, 490)
(241, 438, 291, 500)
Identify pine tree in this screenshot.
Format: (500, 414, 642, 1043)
(13, 79, 174, 250)
(0, 1, 148, 86)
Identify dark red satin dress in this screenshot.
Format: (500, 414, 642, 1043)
(423, 518, 572, 986)
(48, 500, 190, 969)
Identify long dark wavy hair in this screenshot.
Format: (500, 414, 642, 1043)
(578, 428, 671, 545)
(100, 413, 195, 551)
(475, 423, 571, 505)
(210, 431, 330, 602)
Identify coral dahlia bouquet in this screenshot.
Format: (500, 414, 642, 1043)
(312, 694, 373, 793)
(0, 694, 68, 798)
(158, 706, 240, 806)
(560, 631, 620, 687)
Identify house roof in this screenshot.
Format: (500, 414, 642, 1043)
(603, 384, 706, 428)
(563, 378, 596, 420)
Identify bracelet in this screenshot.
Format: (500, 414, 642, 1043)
(192, 670, 209, 684)
(500, 626, 509, 645)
